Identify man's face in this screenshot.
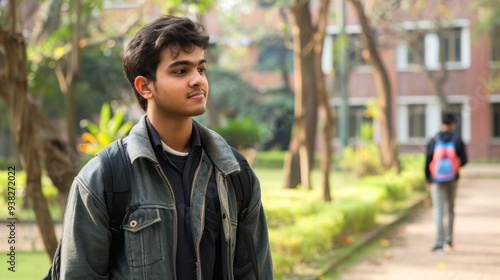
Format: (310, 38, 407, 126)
(148, 46, 209, 118)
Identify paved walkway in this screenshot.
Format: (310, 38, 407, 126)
(338, 164, 500, 280)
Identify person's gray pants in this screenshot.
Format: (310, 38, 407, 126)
(431, 180, 458, 247)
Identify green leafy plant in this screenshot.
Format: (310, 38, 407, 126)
(214, 116, 265, 149)
(340, 142, 382, 177)
(78, 102, 133, 155)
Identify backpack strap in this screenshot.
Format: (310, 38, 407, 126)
(100, 138, 131, 233)
(98, 139, 132, 269)
(229, 148, 259, 280)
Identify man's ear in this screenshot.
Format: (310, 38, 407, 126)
(134, 76, 154, 100)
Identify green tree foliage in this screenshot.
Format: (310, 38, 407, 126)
(472, 0, 500, 35)
(205, 66, 259, 117)
(28, 42, 129, 121)
(201, 66, 293, 150)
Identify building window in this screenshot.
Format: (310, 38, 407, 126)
(491, 103, 500, 138)
(332, 33, 367, 68)
(257, 39, 293, 72)
(398, 21, 470, 71)
(347, 34, 367, 67)
(408, 104, 426, 138)
(441, 27, 462, 63)
(334, 105, 372, 139)
(348, 106, 372, 138)
(490, 22, 500, 64)
(407, 31, 425, 65)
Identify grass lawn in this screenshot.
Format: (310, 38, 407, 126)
(0, 251, 50, 279)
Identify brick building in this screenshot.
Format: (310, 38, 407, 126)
(204, 0, 500, 161)
(322, 0, 499, 160)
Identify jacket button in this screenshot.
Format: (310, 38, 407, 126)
(130, 220, 138, 228)
(222, 213, 227, 219)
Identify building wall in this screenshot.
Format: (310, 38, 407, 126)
(328, 0, 500, 160)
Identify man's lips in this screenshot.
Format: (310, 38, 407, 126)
(187, 89, 206, 99)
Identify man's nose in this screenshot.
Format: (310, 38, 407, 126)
(189, 71, 206, 87)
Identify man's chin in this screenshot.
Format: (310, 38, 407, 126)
(191, 108, 207, 117)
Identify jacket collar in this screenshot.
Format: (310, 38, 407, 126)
(145, 116, 201, 155)
(126, 115, 240, 175)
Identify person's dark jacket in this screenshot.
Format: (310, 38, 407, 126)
(425, 130, 468, 183)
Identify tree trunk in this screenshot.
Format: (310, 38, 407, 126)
(283, 0, 318, 190)
(350, 0, 400, 172)
(65, 0, 82, 152)
(0, 14, 59, 258)
(314, 0, 333, 201)
(0, 0, 77, 259)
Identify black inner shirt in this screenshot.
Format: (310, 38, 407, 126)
(145, 117, 222, 279)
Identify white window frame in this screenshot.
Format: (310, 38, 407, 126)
(397, 95, 470, 145)
(323, 25, 372, 74)
(330, 97, 380, 144)
(396, 19, 471, 71)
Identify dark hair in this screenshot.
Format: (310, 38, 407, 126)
(123, 15, 210, 110)
(441, 110, 456, 125)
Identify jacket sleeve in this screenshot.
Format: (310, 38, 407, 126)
(456, 137, 468, 167)
(60, 158, 112, 279)
(233, 170, 273, 280)
(424, 138, 435, 183)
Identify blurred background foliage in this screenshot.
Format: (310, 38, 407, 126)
(79, 102, 133, 156)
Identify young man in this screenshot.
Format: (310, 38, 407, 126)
(425, 110, 468, 252)
(58, 16, 273, 279)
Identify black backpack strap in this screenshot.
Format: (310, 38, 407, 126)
(229, 148, 253, 216)
(229, 148, 259, 280)
(99, 138, 131, 233)
(43, 241, 61, 279)
(98, 139, 132, 270)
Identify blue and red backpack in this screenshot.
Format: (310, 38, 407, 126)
(429, 134, 461, 182)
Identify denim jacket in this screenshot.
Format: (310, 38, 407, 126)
(59, 115, 273, 279)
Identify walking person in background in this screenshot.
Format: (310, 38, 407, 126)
(48, 15, 273, 279)
(425, 110, 468, 252)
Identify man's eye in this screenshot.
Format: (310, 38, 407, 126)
(198, 67, 207, 73)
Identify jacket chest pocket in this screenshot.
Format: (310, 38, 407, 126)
(123, 208, 164, 267)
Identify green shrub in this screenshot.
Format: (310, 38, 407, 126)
(269, 227, 304, 276)
(254, 150, 286, 169)
(0, 156, 18, 170)
(295, 207, 344, 257)
(400, 169, 426, 192)
(0, 170, 59, 219)
(0, 169, 27, 204)
(399, 153, 426, 192)
(214, 116, 265, 149)
(336, 199, 378, 234)
(339, 142, 381, 177)
(359, 173, 410, 201)
(268, 202, 344, 276)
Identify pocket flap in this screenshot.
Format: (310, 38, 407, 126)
(123, 208, 162, 233)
